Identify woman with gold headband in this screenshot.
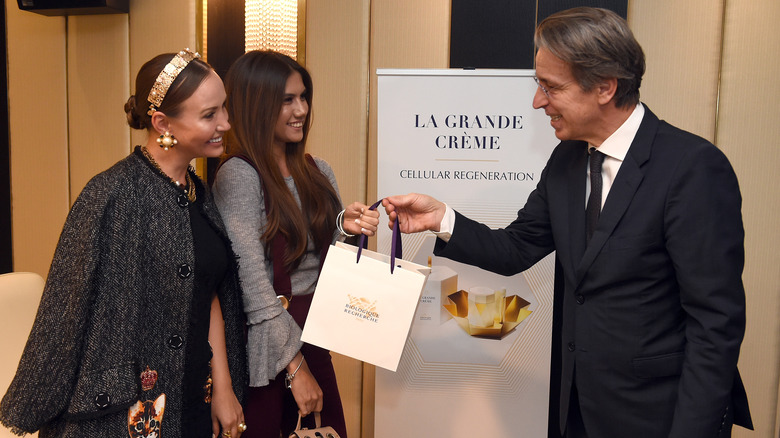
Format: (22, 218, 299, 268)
(0, 50, 247, 438)
(212, 50, 379, 438)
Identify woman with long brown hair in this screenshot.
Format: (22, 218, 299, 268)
(212, 50, 378, 438)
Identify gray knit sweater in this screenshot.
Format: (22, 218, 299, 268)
(212, 156, 342, 386)
(0, 149, 247, 437)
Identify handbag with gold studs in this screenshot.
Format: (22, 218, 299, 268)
(288, 412, 340, 438)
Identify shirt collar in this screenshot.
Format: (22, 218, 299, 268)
(589, 103, 645, 161)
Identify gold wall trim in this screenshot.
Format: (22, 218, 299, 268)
(713, 0, 727, 145)
(298, 0, 306, 66)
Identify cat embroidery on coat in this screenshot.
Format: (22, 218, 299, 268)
(127, 393, 166, 438)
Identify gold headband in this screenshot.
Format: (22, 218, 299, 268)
(146, 48, 201, 116)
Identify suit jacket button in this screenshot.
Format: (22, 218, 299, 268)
(567, 342, 576, 352)
(576, 294, 585, 304)
(94, 392, 111, 409)
(168, 334, 184, 349)
(177, 263, 192, 278)
(177, 193, 189, 208)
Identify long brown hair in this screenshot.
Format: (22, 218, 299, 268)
(224, 50, 341, 270)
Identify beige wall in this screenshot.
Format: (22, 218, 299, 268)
(716, 3, 780, 437)
(629, 1, 780, 436)
(304, 2, 371, 436)
(6, 0, 200, 276)
(6, 4, 69, 278)
(5, 0, 779, 437)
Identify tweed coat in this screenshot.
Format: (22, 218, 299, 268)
(0, 148, 248, 437)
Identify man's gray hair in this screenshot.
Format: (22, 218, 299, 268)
(535, 7, 645, 108)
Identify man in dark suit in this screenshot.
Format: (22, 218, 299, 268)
(383, 7, 752, 438)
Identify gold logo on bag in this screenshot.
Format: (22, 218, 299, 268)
(344, 295, 380, 323)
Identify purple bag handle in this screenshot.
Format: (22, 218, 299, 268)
(356, 199, 402, 273)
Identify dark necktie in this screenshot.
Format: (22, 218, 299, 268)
(586, 150, 606, 241)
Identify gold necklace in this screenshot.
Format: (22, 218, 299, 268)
(141, 146, 196, 202)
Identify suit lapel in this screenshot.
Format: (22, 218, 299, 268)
(573, 108, 659, 288)
(567, 144, 589, 275)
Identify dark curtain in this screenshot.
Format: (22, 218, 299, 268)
(450, 0, 628, 69)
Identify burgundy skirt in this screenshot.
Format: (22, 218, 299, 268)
(242, 293, 348, 438)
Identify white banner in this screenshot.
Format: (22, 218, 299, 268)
(375, 69, 558, 437)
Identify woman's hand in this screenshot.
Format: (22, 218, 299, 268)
(211, 385, 245, 438)
(208, 294, 247, 437)
(342, 202, 380, 237)
(287, 355, 323, 416)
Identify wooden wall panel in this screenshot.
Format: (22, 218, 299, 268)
(66, 14, 130, 198)
(632, 1, 780, 435)
(6, 0, 197, 277)
(306, 0, 371, 204)
(628, 0, 723, 142)
(716, 2, 780, 436)
(367, 0, 451, 227)
(6, 4, 69, 277)
(128, 0, 199, 150)
(364, 1, 451, 437)
(305, 2, 372, 436)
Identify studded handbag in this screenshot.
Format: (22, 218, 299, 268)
(288, 412, 341, 438)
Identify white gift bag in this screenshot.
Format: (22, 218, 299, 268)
(302, 207, 430, 371)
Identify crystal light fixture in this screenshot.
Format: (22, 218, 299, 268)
(245, 0, 299, 60)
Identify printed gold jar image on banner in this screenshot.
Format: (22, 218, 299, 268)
(443, 287, 532, 339)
